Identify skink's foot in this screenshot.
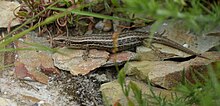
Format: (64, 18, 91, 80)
(82, 48, 90, 61)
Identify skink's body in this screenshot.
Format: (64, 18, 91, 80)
(53, 31, 207, 59)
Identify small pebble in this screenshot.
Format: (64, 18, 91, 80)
(95, 21, 104, 30)
(103, 19, 112, 31)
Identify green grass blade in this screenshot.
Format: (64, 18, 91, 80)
(49, 7, 132, 22)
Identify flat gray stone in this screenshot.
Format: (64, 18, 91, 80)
(100, 77, 175, 106)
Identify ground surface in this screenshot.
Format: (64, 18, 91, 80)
(0, 66, 117, 106)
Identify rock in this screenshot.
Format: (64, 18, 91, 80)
(15, 61, 31, 79)
(53, 48, 109, 75)
(157, 20, 220, 53)
(103, 51, 137, 67)
(95, 19, 112, 32)
(0, 97, 17, 106)
(136, 46, 162, 61)
(95, 21, 104, 30)
(15, 32, 57, 84)
(103, 19, 112, 32)
(32, 101, 52, 106)
(136, 43, 194, 61)
(0, 70, 79, 106)
(0, 1, 21, 28)
(53, 48, 139, 74)
(124, 52, 220, 89)
(28, 69, 49, 84)
(89, 74, 109, 83)
(100, 77, 175, 106)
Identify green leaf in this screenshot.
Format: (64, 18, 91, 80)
(111, 0, 120, 7)
(127, 97, 135, 106)
(129, 81, 145, 106)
